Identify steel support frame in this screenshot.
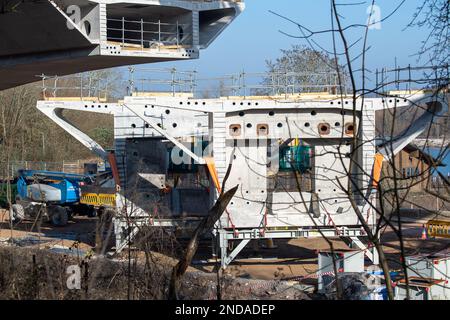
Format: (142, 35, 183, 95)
(216, 226, 368, 268)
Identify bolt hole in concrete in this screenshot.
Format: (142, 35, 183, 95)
(318, 123, 331, 135)
(230, 124, 241, 136)
(257, 124, 268, 135)
(345, 122, 355, 135)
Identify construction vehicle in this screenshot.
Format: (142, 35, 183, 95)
(11, 170, 95, 226)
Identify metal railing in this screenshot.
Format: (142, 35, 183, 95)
(202, 71, 345, 97)
(106, 17, 191, 50)
(128, 67, 197, 96)
(40, 73, 110, 101)
(40, 65, 448, 100)
(375, 64, 449, 94)
(127, 68, 345, 98)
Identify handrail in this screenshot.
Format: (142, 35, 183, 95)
(106, 17, 191, 49)
(39, 73, 110, 101)
(38, 65, 448, 100)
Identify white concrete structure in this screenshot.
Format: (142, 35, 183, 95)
(0, 0, 244, 89)
(36, 83, 448, 267)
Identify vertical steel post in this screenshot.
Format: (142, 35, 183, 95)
(128, 66, 135, 95)
(122, 17, 125, 47)
(242, 71, 246, 97)
(53, 76, 58, 98)
(176, 21, 179, 46)
(88, 73, 92, 98)
(171, 68, 175, 96)
(141, 19, 144, 49)
(285, 71, 288, 98)
(158, 20, 161, 43)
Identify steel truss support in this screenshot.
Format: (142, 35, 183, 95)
(216, 226, 367, 268)
(219, 236, 250, 269)
(345, 236, 379, 265)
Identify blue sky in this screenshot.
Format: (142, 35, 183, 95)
(157, 0, 430, 81)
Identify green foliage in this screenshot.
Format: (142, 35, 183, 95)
(90, 127, 114, 149)
(0, 182, 17, 207)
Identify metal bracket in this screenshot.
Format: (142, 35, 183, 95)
(348, 236, 379, 265)
(221, 238, 251, 269)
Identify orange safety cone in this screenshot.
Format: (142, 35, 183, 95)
(421, 224, 427, 240)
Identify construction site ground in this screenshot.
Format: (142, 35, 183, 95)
(1, 208, 449, 284)
(0, 210, 450, 286)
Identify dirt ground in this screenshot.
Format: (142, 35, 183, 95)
(1, 208, 449, 283)
(0, 209, 95, 252)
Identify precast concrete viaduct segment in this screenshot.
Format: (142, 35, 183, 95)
(0, 0, 244, 90)
(36, 88, 448, 267)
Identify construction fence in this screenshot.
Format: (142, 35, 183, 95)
(0, 160, 98, 179)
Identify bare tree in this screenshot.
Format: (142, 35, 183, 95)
(269, 0, 449, 300)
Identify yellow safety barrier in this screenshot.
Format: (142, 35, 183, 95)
(99, 193, 116, 207)
(426, 220, 450, 239)
(80, 193, 116, 207)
